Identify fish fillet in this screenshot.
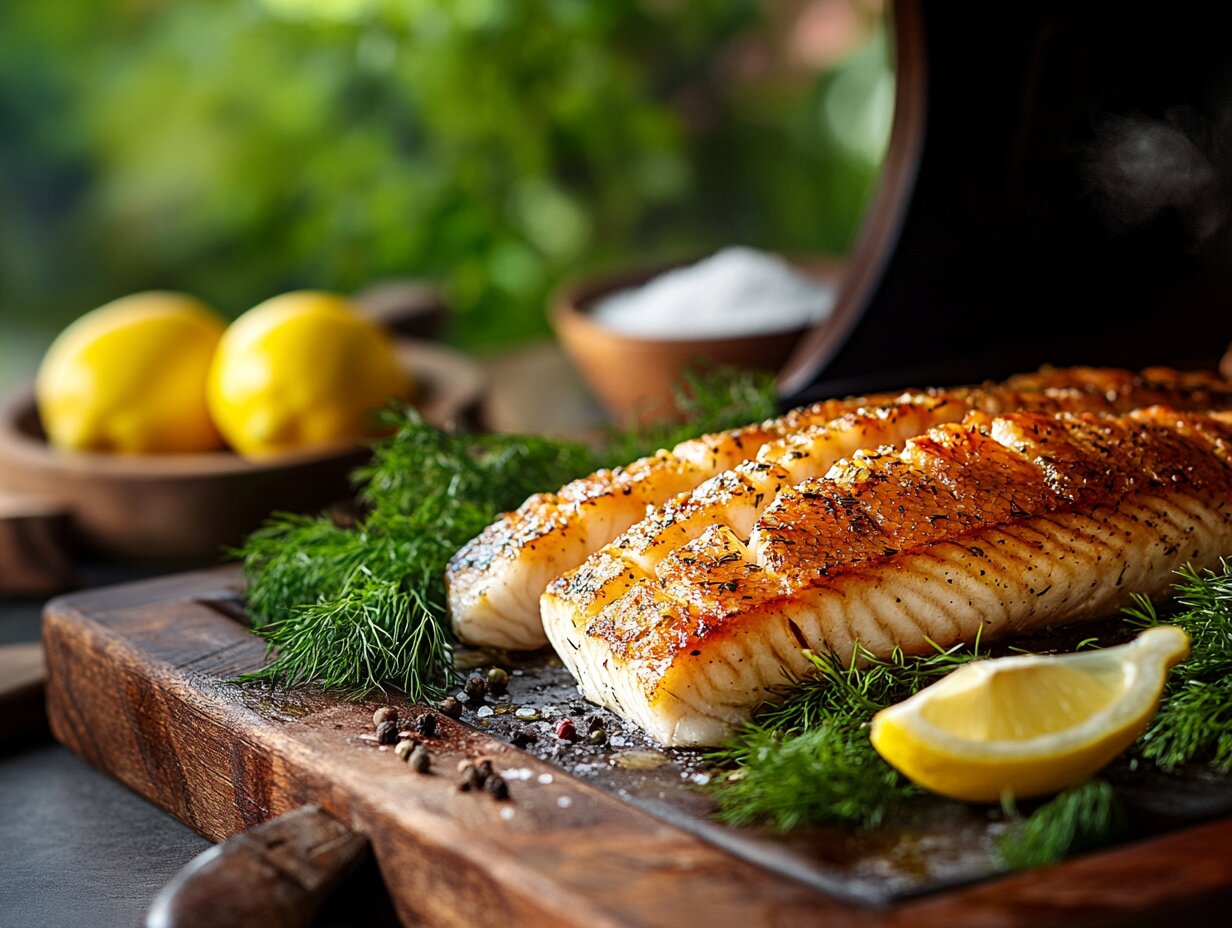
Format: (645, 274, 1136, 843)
(542, 407, 1232, 746)
(450, 366, 1232, 650)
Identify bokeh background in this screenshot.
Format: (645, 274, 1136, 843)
(0, 0, 892, 388)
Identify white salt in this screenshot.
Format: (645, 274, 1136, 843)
(590, 246, 835, 340)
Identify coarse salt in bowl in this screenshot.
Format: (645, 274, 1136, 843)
(551, 248, 842, 424)
(589, 247, 836, 340)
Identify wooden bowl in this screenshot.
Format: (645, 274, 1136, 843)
(551, 257, 843, 424)
(0, 340, 484, 564)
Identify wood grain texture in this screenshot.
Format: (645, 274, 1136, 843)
(43, 567, 1232, 927)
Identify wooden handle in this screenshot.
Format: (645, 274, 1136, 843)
(145, 806, 369, 928)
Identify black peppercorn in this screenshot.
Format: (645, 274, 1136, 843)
(464, 674, 487, 702)
(458, 763, 484, 792)
(415, 713, 438, 737)
(408, 745, 431, 773)
(437, 696, 462, 719)
(376, 720, 400, 745)
(486, 667, 510, 696)
(474, 758, 494, 781)
(373, 706, 398, 728)
(510, 729, 535, 749)
(485, 774, 510, 801)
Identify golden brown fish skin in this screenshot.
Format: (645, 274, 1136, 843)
(451, 366, 1232, 650)
(543, 370, 1232, 645)
(547, 408, 1232, 746)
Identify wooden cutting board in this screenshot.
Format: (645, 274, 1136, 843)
(43, 568, 1232, 927)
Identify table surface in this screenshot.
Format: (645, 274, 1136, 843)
(1, 576, 215, 928)
(0, 345, 599, 928)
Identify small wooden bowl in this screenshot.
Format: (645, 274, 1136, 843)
(551, 257, 843, 424)
(0, 340, 484, 564)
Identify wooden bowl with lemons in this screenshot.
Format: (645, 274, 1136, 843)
(0, 292, 483, 563)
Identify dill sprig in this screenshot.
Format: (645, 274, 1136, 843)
(708, 640, 985, 830)
(710, 724, 908, 831)
(238, 369, 778, 699)
(1123, 560, 1232, 773)
(239, 405, 597, 700)
(998, 780, 1128, 869)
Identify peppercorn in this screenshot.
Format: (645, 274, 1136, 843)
(408, 745, 431, 773)
(510, 730, 535, 749)
(415, 713, 438, 737)
(458, 763, 484, 792)
(555, 718, 577, 742)
(486, 667, 510, 696)
(586, 728, 606, 747)
(373, 706, 398, 728)
(437, 696, 462, 719)
(474, 758, 495, 781)
(376, 720, 400, 745)
(394, 739, 415, 761)
(485, 774, 510, 801)
(586, 716, 604, 733)
(464, 674, 487, 702)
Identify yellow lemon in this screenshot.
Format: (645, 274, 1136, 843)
(36, 292, 226, 454)
(207, 291, 412, 457)
(869, 626, 1190, 803)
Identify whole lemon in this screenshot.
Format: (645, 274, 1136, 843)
(36, 292, 226, 454)
(207, 291, 413, 457)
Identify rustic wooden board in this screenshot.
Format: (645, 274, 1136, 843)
(44, 568, 1232, 927)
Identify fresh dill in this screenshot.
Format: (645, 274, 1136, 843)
(238, 407, 595, 700)
(997, 779, 1128, 869)
(237, 368, 778, 699)
(708, 641, 984, 830)
(1122, 560, 1232, 773)
(710, 724, 910, 831)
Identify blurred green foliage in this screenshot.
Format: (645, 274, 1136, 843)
(0, 0, 889, 350)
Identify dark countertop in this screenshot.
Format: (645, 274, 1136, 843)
(1, 583, 212, 928)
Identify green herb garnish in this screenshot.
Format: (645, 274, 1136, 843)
(998, 779, 1128, 869)
(1123, 561, 1232, 773)
(239, 409, 595, 700)
(708, 641, 983, 830)
(237, 367, 777, 699)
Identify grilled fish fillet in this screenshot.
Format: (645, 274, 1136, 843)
(542, 407, 1232, 746)
(449, 366, 1232, 649)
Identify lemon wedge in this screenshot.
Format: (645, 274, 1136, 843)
(869, 626, 1189, 802)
